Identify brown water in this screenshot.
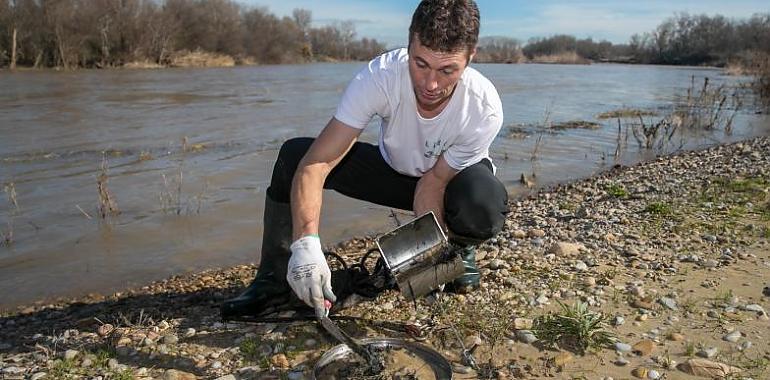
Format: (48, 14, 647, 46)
(1, 63, 768, 309)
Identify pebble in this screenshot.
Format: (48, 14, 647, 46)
(162, 334, 179, 345)
(97, 324, 114, 337)
(658, 297, 678, 310)
(667, 332, 685, 341)
(183, 328, 196, 338)
(697, 347, 719, 359)
(742, 304, 766, 315)
(515, 330, 538, 344)
(163, 369, 197, 380)
(513, 318, 533, 330)
(535, 295, 549, 305)
(211, 361, 222, 369)
(573, 261, 588, 271)
(632, 340, 654, 356)
(763, 286, 770, 297)
(647, 369, 661, 379)
(614, 342, 632, 353)
(452, 364, 473, 374)
(214, 376, 236, 380)
(30, 373, 47, 380)
(63, 349, 79, 360)
(614, 356, 629, 366)
(489, 259, 505, 270)
(2, 367, 24, 375)
(723, 330, 742, 343)
(553, 352, 573, 367)
(613, 316, 625, 326)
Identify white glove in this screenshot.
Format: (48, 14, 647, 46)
(287, 235, 336, 318)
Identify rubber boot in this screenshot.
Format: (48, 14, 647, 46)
(445, 245, 480, 294)
(221, 194, 293, 319)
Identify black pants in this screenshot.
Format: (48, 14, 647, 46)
(267, 138, 508, 243)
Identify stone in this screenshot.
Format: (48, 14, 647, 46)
(614, 357, 629, 366)
(488, 259, 505, 270)
(214, 375, 236, 380)
(271, 354, 290, 369)
(632, 340, 655, 356)
(2, 367, 24, 375)
(658, 297, 678, 311)
(723, 330, 741, 343)
(529, 229, 546, 238)
(515, 330, 538, 344)
(677, 358, 742, 377)
(162, 334, 179, 345)
(667, 332, 685, 341)
(647, 369, 661, 379)
(613, 316, 625, 326)
(631, 367, 648, 378)
(548, 242, 582, 256)
(573, 261, 588, 271)
(763, 286, 770, 297)
(697, 347, 719, 359)
(512, 230, 527, 239)
(63, 349, 79, 361)
(513, 318, 533, 330)
(183, 328, 196, 338)
(552, 352, 573, 367)
(742, 304, 766, 315)
(535, 295, 549, 305)
(163, 369, 197, 380)
(210, 361, 222, 369)
(631, 298, 655, 310)
(614, 342, 632, 353)
(31, 373, 47, 380)
(97, 324, 114, 337)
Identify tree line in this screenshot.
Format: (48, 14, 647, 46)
(0, 0, 386, 69)
(477, 13, 770, 66)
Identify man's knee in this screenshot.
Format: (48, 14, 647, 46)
(267, 137, 314, 202)
(444, 164, 508, 243)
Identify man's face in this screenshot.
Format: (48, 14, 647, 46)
(408, 37, 474, 112)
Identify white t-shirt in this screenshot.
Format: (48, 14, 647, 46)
(334, 48, 503, 177)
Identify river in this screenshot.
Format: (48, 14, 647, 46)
(1, 62, 768, 309)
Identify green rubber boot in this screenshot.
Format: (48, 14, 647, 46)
(445, 245, 480, 294)
(221, 194, 293, 319)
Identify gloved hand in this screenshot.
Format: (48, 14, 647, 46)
(287, 235, 336, 318)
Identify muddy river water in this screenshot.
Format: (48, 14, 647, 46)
(1, 62, 768, 309)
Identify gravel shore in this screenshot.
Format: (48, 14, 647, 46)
(2, 137, 769, 379)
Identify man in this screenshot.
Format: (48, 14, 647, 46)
(222, 0, 508, 319)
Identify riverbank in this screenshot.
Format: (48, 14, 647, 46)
(1, 137, 769, 379)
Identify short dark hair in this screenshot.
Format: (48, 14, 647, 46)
(408, 0, 480, 54)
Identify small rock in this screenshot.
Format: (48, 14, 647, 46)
(723, 330, 742, 343)
(513, 318, 533, 330)
(162, 334, 179, 345)
(515, 330, 538, 344)
(677, 358, 742, 376)
(667, 332, 685, 341)
(214, 376, 236, 380)
(631, 367, 648, 378)
(287, 371, 305, 380)
(632, 340, 655, 356)
(697, 347, 719, 359)
(64, 349, 79, 361)
(512, 230, 527, 239)
(529, 229, 546, 238)
(742, 304, 766, 315)
(2, 367, 24, 375)
(107, 358, 120, 370)
(304, 339, 318, 348)
(452, 364, 472, 374)
(31, 373, 47, 380)
(740, 341, 752, 351)
(631, 298, 655, 310)
(614, 342, 632, 353)
(488, 259, 505, 270)
(210, 361, 222, 369)
(613, 316, 625, 326)
(158, 321, 171, 330)
(573, 261, 588, 271)
(658, 297, 678, 311)
(535, 295, 549, 305)
(549, 242, 582, 256)
(97, 324, 114, 337)
(647, 369, 661, 379)
(614, 357, 629, 366)
(763, 286, 770, 297)
(183, 328, 196, 338)
(163, 369, 197, 380)
(552, 352, 573, 367)
(271, 354, 290, 369)
(701, 259, 719, 268)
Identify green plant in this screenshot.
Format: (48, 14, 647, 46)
(605, 184, 628, 198)
(684, 341, 698, 357)
(644, 202, 672, 215)
(50, 358, 79, 379)
(533, 301, 615, 355)
(240, 337, 264, 361)
(110, 368, 136, 380)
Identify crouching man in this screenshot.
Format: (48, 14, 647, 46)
(222, 0, 508, 319)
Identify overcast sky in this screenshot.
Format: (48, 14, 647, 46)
(242, 0, 768, 47)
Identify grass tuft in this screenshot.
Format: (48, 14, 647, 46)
(533, 301, 615, 355)
(597, 109, 658, 119)
(605, 183, 628, 198)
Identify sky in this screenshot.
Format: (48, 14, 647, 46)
(241, 0, 768, 48)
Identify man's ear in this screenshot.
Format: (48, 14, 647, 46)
(468, 47, 477, 64)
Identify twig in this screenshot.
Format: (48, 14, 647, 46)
(76, 204, 93, 220)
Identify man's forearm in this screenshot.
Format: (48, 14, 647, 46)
(290, 163, 329, 241)
(413, 172, 449, 231)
